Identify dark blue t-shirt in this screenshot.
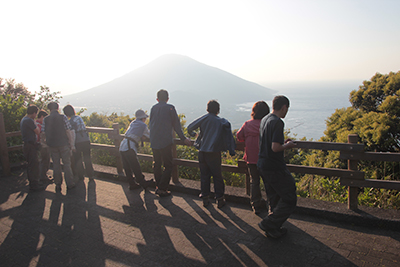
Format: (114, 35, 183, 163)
(149, 101, 186, 149)
(257, 113, 286, 171)
(20, 116, 37, 143)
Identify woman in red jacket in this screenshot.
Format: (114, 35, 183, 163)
(237, 101, 270, 214)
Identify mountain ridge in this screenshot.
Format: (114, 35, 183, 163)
(61, 54, 275, 124)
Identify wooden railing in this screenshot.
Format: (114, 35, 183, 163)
(1, 113, 400, 210)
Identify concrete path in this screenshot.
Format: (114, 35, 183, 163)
(0, 171, 399, 267)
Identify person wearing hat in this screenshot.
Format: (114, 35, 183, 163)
(119, 109, 152, 190)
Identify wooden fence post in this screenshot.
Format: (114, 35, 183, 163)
(348, 134, 359, 210)
(238, 160, 250, 195)
(112, 123, 124, 176)
(0, 113, 11, 176)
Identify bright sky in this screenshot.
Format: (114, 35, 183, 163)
(1, 0, 400, 96)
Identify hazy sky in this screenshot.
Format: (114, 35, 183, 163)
(1, 0, 400, 96)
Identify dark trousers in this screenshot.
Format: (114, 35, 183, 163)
(152, 145, 173, 191)
(120, 149, 145, 186)
(23, 143, 40, 186)
(50, 145, 75, 188)
(39, 146, 50, 180)
(72, 141, 94, 179)
(248, 164, 263, 207)
(259, 167, 297, 229)
(199, 151, 224, 199)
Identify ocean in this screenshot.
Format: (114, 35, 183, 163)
(234, 80, 362, 140)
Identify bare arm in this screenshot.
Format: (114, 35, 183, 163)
(66, 129, 76, 151)
(34, 127, 40, 136)
(271, 139, 296, 152)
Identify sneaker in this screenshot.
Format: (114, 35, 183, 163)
(157, 189, 171, 197)
(258, 222, 287, 239)
(217, 197, 226, 209)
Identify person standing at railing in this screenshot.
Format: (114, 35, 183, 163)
(63, 104, 95, 181)
(42, 102, 76, 192)
(236, 101, 270, 214)
(20, 105, 45, 192)
(187, 100, 236, 209)
(257, 95, 297, 239)
(35, 110, 53, 185)
(119, 109, 153, 190)
(150, 89, 192, 197)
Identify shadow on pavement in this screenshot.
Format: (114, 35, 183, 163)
(1, 171, 398, 266)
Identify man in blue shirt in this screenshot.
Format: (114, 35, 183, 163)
(120, 109, 151, 190)
(257, 95, 297, 239)
(149, 89, 191, 197)
(20, 105, 45, 192)
(187, 100, 236, 208)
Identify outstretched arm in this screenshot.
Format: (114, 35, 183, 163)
(271, 139, 296, 152)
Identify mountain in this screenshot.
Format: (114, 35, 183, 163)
(61, 54, 275, 128)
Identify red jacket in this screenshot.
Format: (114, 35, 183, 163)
(236, 119, 261, 164)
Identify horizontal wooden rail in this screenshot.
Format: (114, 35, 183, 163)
(90, 143, 119, 153)
(287, 164, 364, 180)
(8, 145, 23, 152)
(5, 131, 21, 138)
(294, 140, 364, 152)
(86, 126, 115, 134)
(340, 179, 400, 191)
(340, 151, 400, 162)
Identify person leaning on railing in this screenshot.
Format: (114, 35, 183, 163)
(187, 100, 236, 209)
(119, 109, 153, 190)
(63, 104, 95, 181)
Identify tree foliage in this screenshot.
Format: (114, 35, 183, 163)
(295, 71, 400, 209)
(32, 86, 62, 111)
(349, 71, 400, 151)
(1, 78, 62, 163)
(0, 78, 33, 104)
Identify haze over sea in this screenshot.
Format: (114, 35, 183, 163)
(235, 80, 361, 141)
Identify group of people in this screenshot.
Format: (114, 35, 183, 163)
(119, 89, 297, 238)
(20, 102, 94, 193)
(21, 89, 297, 239)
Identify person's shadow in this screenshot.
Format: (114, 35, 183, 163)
(0, 181, 47, 266)
(34, 179, 106, 266)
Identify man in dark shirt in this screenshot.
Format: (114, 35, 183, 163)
(257, 95, 297, 239)
(149, 89, 191, 197)
(20, 105, 45, 191)
(42, 102, 76, 192)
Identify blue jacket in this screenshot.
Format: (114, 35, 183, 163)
(149, 101, 186, 149)
(187, 113, 235, 155)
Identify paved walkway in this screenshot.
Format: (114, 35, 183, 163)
(0, 171, 399, 267)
